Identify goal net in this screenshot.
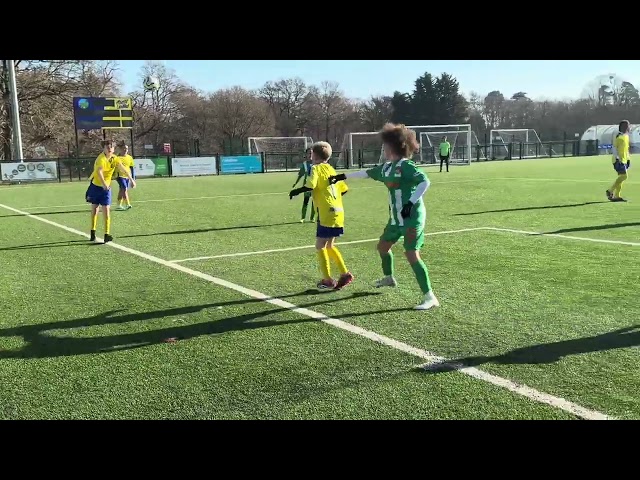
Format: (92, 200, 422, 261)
(248, 136, 313, 155)
(417, 124, 483, 165)
(340, 124, 481, 168)
(489, 129, 557, 159)
(338, 132, 384, 168)
(248, 136, 314, 171)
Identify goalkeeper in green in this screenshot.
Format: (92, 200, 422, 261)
(329, 123, 439, 310)
(292, 147, 316, 222)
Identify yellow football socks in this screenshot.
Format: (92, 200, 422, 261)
(327, 247, 348, 274)
(316, 248, 331, 279)
(611, 173, 627, 198)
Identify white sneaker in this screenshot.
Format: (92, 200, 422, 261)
(375, 276, 398, 288)
(415, 291, 440, 310)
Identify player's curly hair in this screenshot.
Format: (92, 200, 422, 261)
(380, 123, 419, 159)
(101, 139, 115, 148)
(619, 120, 630, 133)
(312, 141, 332, 161)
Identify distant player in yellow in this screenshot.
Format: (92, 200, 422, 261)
(289, 141, 353, 290)
(607, 120, 631, 202)
(85, 140, 136, 243)
(115, 142, 135, 210)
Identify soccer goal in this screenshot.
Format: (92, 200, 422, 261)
(340, 124, 481, 168)
(338, 132, 384, 168)
(416, 124, 484, 165)
(489, 128, 558, 159)
(247, 136, 314, 155)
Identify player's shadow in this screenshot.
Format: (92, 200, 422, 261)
(452, 201, 607, 216)
(120, 222, 302, 238)
(544, 222, 640, 234)
(0, 290, 381, 359)
(418, 325, 640, 373)
(0, 209, 87, 218)
(0, 239, 92, 252)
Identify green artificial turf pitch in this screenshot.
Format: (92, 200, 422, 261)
(0, 155, 637, 419)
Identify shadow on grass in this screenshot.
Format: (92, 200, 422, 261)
(0, 209, 88, 219)
(0, 239, 94, 252)
(120, 222, 301, 239)
(0, 291, 385, 359)
(416, 325, 640, 374)
(544, 222, 640, 234)
(453, 201, 608, 216)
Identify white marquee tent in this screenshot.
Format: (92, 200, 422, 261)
(581, 124, 640, 146)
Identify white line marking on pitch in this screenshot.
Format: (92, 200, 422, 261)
(18, 187, 385, 211)
(19, 192, 306, 210)
(486, 227, 640, 247)
(0, 202, 611, 420)
(170, 225, 638, 264)
(12, 176, 623, 211)
(168, 227, 487, 263)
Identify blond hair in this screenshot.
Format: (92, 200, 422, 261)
(312, 141, 332, 161)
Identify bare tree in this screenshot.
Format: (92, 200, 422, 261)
(482, 91, 506, 129)
(358, 95, 393, 131)
(169, 87, 217, 152)
(307, 81, 351, 142)
(258, 78, 311, 136)
(210, 86, 274, 152)
(7, 61, 640, 161)
(129, 61, 186, 148)
(0, 60, 120, 159)
(466, 91, 487, 137)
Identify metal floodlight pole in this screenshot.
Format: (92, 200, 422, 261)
(7, 60, 24, 162)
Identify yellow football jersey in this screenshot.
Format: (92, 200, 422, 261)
(90, 153, 121, 187)
(613, 132, 630, 163)
(116, 154, 134, 177)
(304, 163, 348, 228)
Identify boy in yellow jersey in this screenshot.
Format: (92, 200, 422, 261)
(289, 141, 353, 290)
(85, 140, 136, 243)
(607, 120, 631, 202)
(115, 142, 135, 210)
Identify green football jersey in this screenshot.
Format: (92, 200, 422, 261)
(366, 159, 428, 227)
(298, 161, 312, 181)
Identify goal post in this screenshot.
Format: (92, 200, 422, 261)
(247, 136, 314, 171)
(340, 124, 480, 168)
(489, 128, 557, 159)
(414, 124, 480, 166)
(247, 136, 313, 155)
(339, 131, 384, 168)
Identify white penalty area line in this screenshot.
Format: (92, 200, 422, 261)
(12, 177, 623, 211)
(169, 225, 639, 264)
(486, 227, 640, 247)
(0, 201, 612, 421)
(168, 227, 487, 263)
(19, 191, 306, 211)
(18, 187, 384, 211)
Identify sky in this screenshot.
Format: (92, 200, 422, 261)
(116, 60, 640, 101)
